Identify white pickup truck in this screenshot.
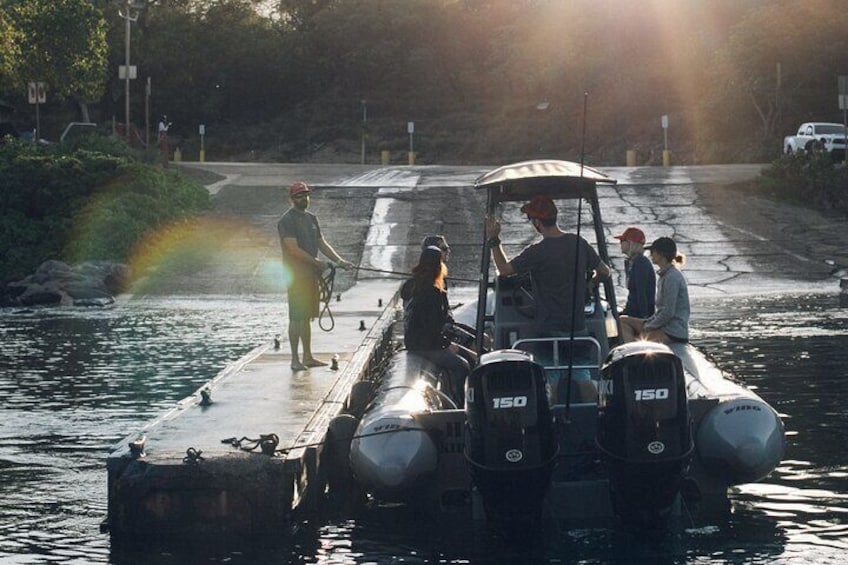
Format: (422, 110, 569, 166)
(784, 122, 847, 160)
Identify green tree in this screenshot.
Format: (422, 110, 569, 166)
(0, 7, 22, 82)
(7, 0, 108, 121)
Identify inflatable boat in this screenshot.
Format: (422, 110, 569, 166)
(333, 160, 784, 530)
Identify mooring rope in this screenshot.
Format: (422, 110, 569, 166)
(317, 264, 336, 332)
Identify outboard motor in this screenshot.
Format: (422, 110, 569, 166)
(597, 342, 693, 528)
(464, 350, 557, 530)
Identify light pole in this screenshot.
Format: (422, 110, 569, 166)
(118, 1, 143, 142)
(360, 99, 367, 165)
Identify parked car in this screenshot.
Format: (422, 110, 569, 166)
(784, 122, 847, 161)
(60, 122, 97, 143)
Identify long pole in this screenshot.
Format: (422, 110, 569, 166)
(125, 4, 130, 141)
(145, 77, 150, 148)
(360, 99, 366, 165)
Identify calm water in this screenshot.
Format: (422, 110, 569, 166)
(0, 292, 846, 564)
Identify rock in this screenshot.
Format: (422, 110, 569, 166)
(2, 260, 130, 308)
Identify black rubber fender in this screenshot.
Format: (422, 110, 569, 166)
(344, 380, 375, 419)
(324, 414, 358, 494)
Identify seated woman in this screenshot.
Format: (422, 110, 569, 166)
(619, 236, 690, 344)
(401, 246, 477, 402)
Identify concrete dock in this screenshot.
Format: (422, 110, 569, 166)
(105, 280, 401, 539)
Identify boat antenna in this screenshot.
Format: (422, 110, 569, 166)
(564, 92, 589, 417)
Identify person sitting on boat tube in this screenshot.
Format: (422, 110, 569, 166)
(614, 226, 656, 320)
(484, 194, 611, 339)
(619, 236, 690, 344)
(401, 245, 477, 402)
(408, 234, 483, 351)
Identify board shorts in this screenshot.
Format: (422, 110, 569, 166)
(288, 273, 319, 321)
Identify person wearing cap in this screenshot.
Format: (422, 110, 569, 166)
(619, 236, 690, 344)
(278, 181, 354, 372)
(421, 235, 451, 263)
(404, 234, 486, 352)
(402, 245, 476, 402)
(614, 226, 655, 319)
(484, 194, 610, 338)
(400, 235, 451, 306)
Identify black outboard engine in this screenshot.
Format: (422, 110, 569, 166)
(464, 350, 557, 530)
(597, 342, 693, 529)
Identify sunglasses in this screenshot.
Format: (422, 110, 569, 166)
(292, 193, 309, 200)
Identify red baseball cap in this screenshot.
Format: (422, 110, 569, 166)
(289, 181, 310, 196)
(614, 227, 646, 244)
(520, 194, 557, 220)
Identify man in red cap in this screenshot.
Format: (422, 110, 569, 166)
(613, 226, 655, 319)
(484, 194, 610, 337)
(278, 181, 354, 372)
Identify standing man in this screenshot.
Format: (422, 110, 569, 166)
(278, 181, 353, 372)
(484, 194, 610, 338)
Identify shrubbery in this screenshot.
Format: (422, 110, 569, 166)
(0, 135, 209, 284)
(757, 153, 848, 213)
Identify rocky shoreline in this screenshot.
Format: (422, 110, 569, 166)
(1, 260, 130, 308)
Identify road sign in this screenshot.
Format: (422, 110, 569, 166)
(199, 124, 205, 136)
(661, 115, 669, 129)
(840, 95, 848, 111)
(28, 82, 46, 104)
(119, 65, 137, 79)
(407, 121, 414, 134)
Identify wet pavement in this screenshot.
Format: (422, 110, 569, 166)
(173, 161, 847, 302)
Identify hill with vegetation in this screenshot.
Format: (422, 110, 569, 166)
(0, 136, 210, 286)
(3, 0, 848, 166)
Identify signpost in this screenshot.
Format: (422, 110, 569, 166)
(661, 114, 671, 167)
(840, 76, 848, 166)
(407, 121, 415, 165)
(199, 124, 206, 162)
(27, 81, 46, 140)
(839, 76, 848, 144)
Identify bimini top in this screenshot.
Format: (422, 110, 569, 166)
(474, 159, 616, 203)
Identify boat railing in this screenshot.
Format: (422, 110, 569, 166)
(513, 336, 602, 406)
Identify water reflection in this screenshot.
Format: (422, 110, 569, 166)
(0, 293, 846, 563)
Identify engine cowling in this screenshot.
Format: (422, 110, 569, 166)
(597, 342, 693, 527)
(464, 350, 557, 528)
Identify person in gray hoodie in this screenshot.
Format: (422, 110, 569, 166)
(619, 236, 689, 344)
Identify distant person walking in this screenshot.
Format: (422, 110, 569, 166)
(619, 236, 689, 344)
(158, 115, 171, 166)
(614, 226, 655, 319)
(277, 181, 353, 372)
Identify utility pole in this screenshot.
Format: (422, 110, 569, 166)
(360, 99, 367, 165)
(145, 77, 151, 148)
(118, 1, 143, 142)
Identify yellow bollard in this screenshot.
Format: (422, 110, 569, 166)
(626, 150, 637, 167)
(408, 151, 416, 165)
(662, 149, 672, 168)
(199, 149, 205, 163)
(381, 150, 390, 165)
(173, 147, 182, 162)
